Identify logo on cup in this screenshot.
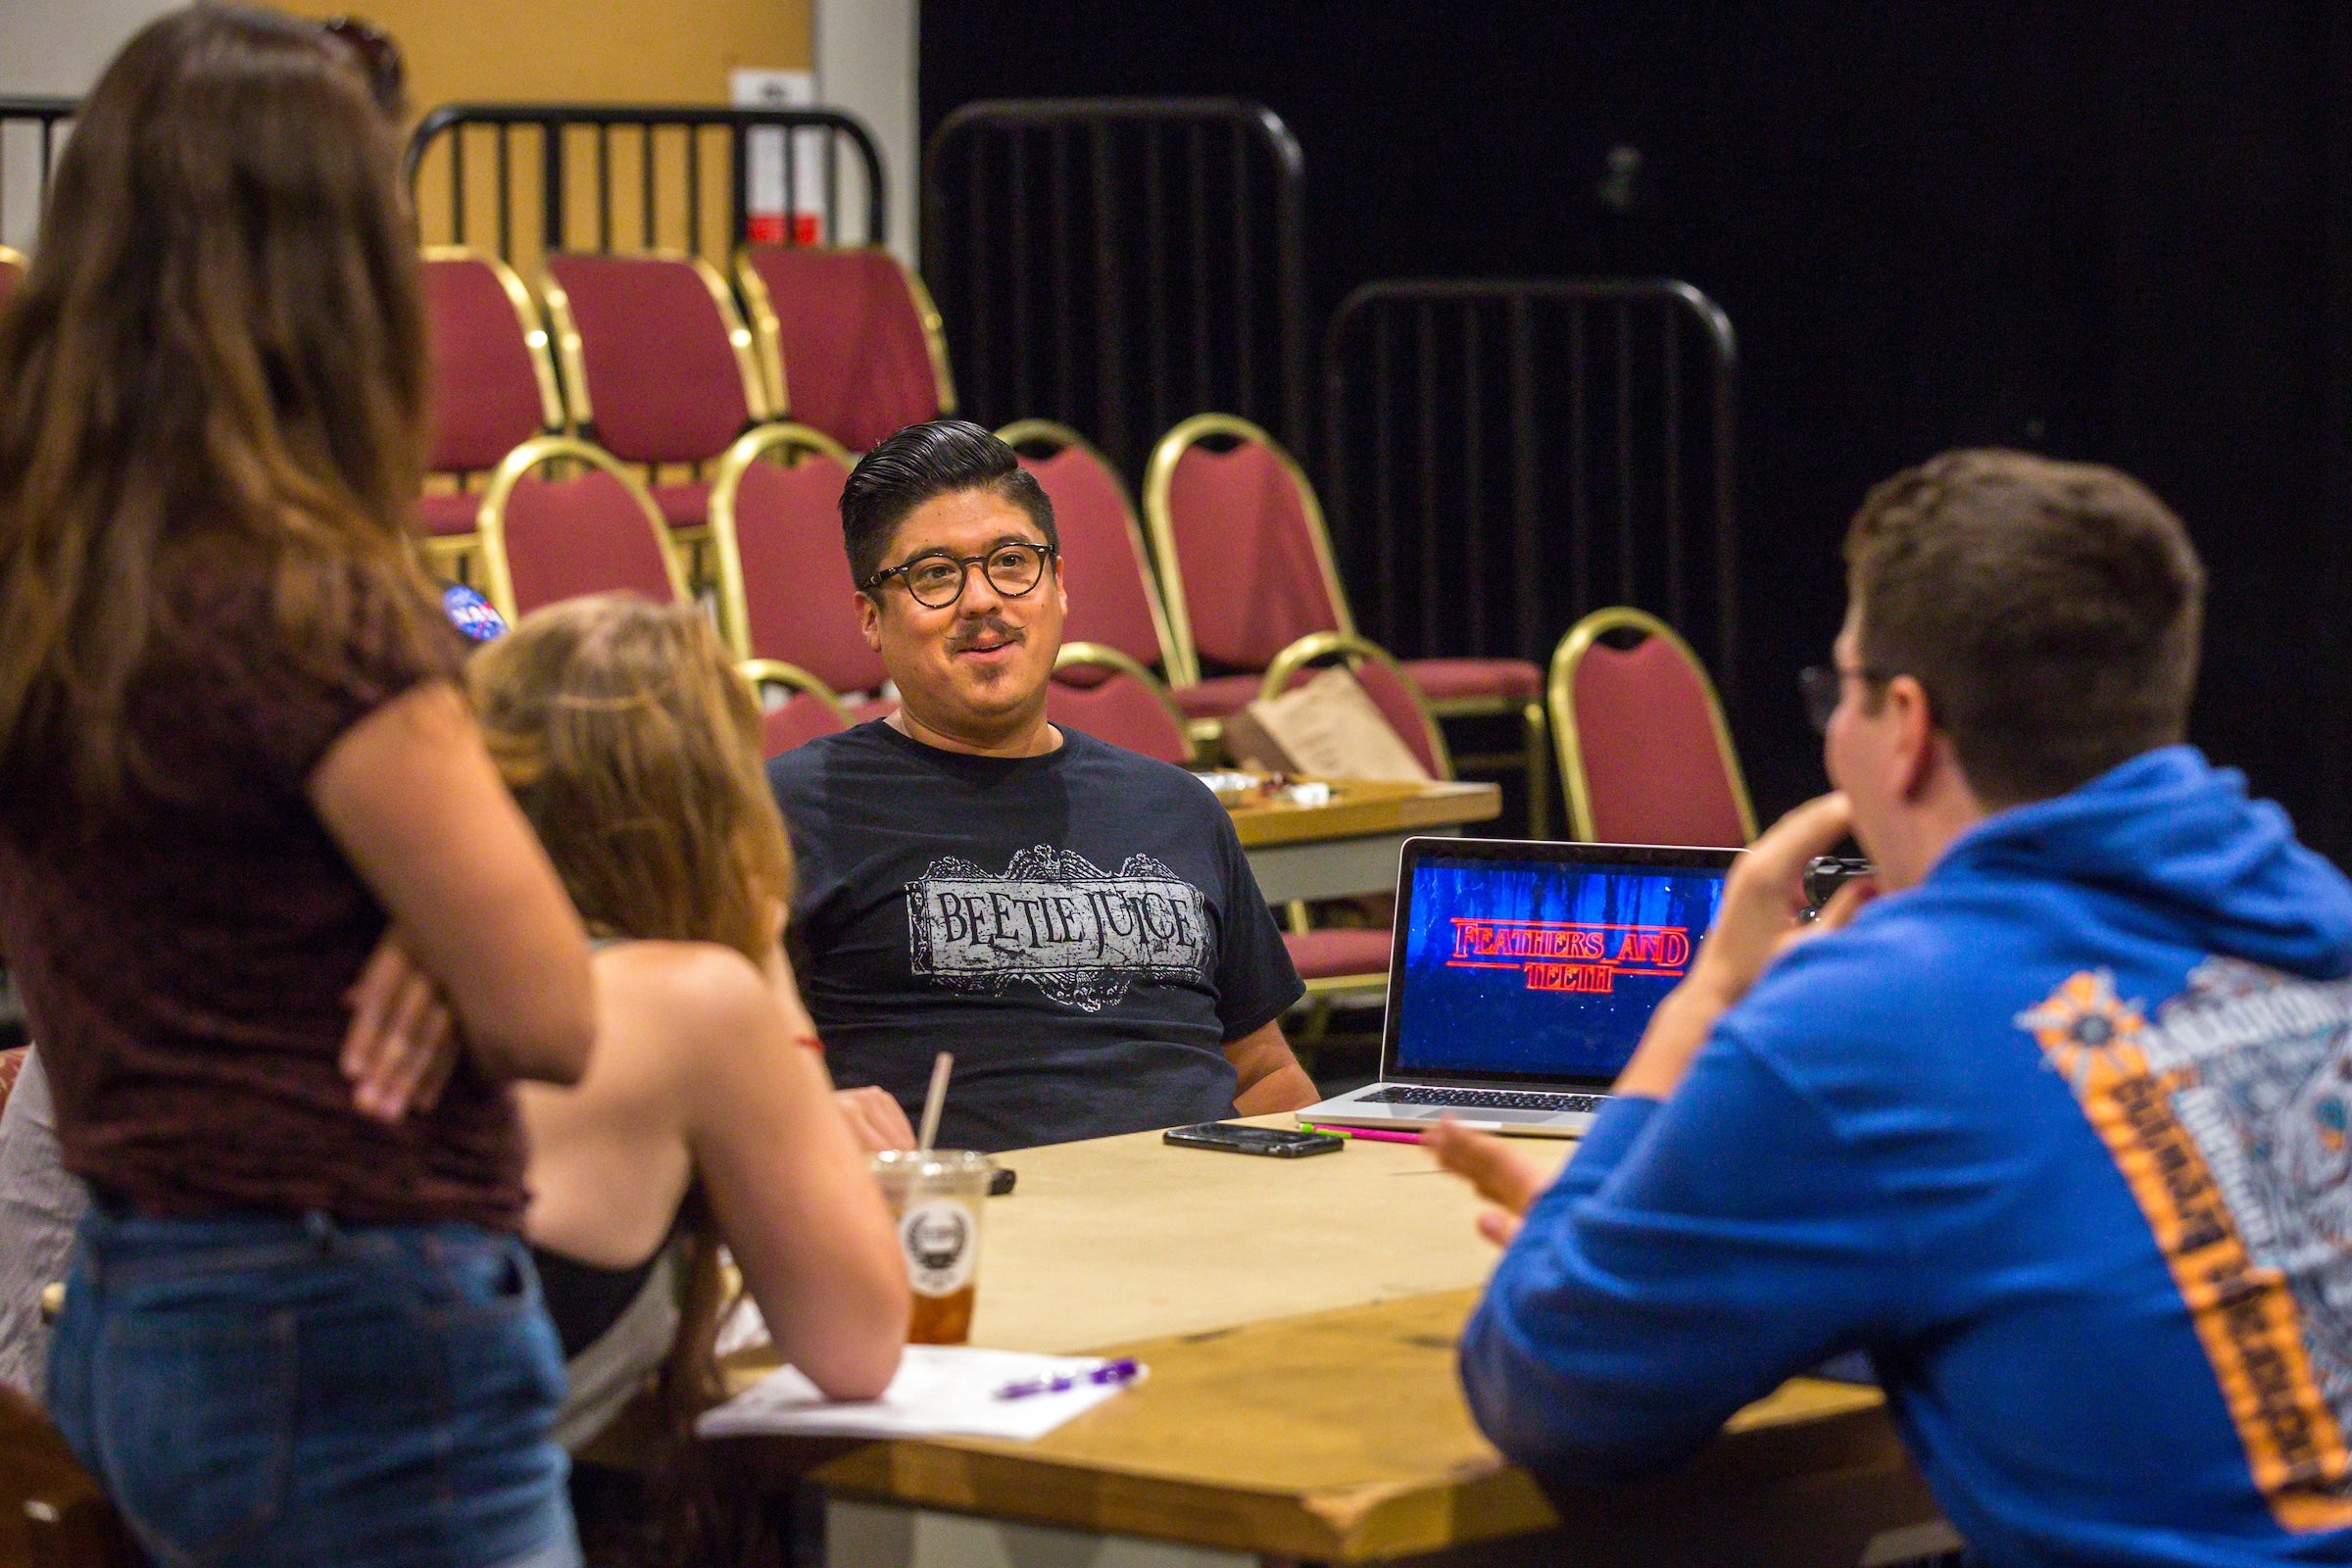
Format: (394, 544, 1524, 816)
(900, 1200, 975, 1296)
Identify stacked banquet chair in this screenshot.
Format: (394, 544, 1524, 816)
(471, 436, 689, 621)
(737, 243, 956, 454)
(706, 421, 899, 720)
(416, 246, 566, 578)
(1255, 632, 1455, 1007)
(1142, 415, 1552, 835)
(744, 658, 856, 760)
(541, 251, 774, 539)
(1547, 607, 1755, 848)
(1045, 644, 1196, 766)
(998, 421, 1191, 739)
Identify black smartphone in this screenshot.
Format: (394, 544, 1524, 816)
(1163, 1122, 1346, 1157)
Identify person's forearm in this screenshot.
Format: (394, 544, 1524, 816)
(1235, 1059, 1318, 1114)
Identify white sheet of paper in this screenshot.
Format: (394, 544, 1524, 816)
(695, 1347, 1146, 1444)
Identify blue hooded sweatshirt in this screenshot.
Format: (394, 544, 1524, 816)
(1462, 747, 2352, 1565)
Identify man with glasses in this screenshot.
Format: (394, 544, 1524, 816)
(768, 420, 1314, 1152)
(1434, 450, 2352, 1564)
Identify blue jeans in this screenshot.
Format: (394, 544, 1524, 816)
(47, 1203, 579, 1568)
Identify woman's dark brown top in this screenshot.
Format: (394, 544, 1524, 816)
(0, 548, 528, 1228)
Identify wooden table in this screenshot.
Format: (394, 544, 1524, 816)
(1225, 780, 1502, 903)
(713, 1121, 1949, 1567)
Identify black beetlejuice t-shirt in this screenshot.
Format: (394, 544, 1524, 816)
(767, 721, 1303, 1152)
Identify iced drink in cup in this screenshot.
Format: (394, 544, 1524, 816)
(870, 1150, 995, 1345)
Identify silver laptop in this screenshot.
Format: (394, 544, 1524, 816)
(1298, 837, 1739, 1137)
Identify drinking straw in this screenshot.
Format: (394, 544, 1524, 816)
(915, 1051, 954, 1152)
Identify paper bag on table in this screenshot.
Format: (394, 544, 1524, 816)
(1221, 666, 1431, 784)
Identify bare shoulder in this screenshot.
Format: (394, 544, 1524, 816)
(594, 941, 774, 1042)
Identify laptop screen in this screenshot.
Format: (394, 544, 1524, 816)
(1390, 847, 1733, 1084)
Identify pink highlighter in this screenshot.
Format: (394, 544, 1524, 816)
(1298, 1119, 1424, 1147)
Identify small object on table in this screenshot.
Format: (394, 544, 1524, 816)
(698, 1347, 1147, 1443)
(1162, 1122, 1346, 1157)
(996, 1356, 1143, 1401)
(1297, 1118, 1424, 1147)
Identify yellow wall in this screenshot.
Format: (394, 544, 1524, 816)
(280, 0, 811, 110)
(280, 0, 819, 264)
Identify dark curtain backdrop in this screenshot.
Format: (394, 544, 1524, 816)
(921, 2, 2352, 863)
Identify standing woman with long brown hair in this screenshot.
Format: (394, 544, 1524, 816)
(0, 8, 598, 1567)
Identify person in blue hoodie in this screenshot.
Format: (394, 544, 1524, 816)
(1433, 448, 2352, 1565)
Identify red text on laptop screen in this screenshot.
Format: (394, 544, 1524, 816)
(1396, 858, 1728, 1079)
(1448, 918, 1693, 993)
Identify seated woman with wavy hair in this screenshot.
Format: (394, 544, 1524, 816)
(466, 595, 908, 1472)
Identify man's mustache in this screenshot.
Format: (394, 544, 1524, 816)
(947, 617, 1023, 653)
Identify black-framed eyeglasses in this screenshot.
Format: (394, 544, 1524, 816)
(1798, 662, 1900, 733)
(860, 542, 1057, 609)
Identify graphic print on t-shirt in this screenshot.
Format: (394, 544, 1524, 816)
(2018, 958, 2352, 1531)
(906, 846, 1211, 1011)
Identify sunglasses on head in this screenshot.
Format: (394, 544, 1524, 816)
(319, 16, 406, 120)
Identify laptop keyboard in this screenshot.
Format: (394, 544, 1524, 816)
(1362, 1086, 1603, 1113)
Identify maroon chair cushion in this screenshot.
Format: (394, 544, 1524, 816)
(1572, 636, 1746, 848)
(1169, 673, 1263, 720)
(422, 256, 550, 473)
(1403, 657, 1543, 705)
(729, 455, 889, 696)
(1019, 447, 1164, 672)
(498, 468, 675, 615)
(760, 693, 849, 760)
(1044, 669, 1192, 765)
(1346, 660, 1444, 779)
(548, 254, 751, 466)
(1163, 440, 1342, 671)
(653, 478, 713, 530)
(416, 489, 482, 537)
(1282, 926, 1394, 981)
(744, 245, 942, 453)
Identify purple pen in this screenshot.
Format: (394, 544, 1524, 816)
(995, 1357, 1143, 1401)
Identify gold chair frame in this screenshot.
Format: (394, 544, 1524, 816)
(416, 246, 568, 581)
(998, 418, 1180, 679)
(1140, 413, 1354, 691)
(1259, 631, 1454, 781)
(423, 244, 568, 435)
(473, 435, 688, 621)
(0, 244, 29, 278)
(1259, 630, 1440, 1006)
(704, 421, 856, 662)
(735, 245, 958, 428)
(1547, 606, 1756, 846)
(1051, 641, 1198, 765)
(740, 658, 856, 731)
(1142, 413, 1548, 832)
(539, 251, 773, 575)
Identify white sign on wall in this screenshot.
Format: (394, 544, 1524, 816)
(731, 68, 822, 246)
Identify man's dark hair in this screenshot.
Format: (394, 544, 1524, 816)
(1845, 449, 2205, 808)
(840, 419, 1057, 589)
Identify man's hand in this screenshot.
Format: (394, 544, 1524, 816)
(1427, 1119, 1548, 1246)
(1614, 793, 1878, 1100)
(341, 934, 459, 1123)
(1687, 793, 1876, 1007)
(834, 1087, 917, 1152)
